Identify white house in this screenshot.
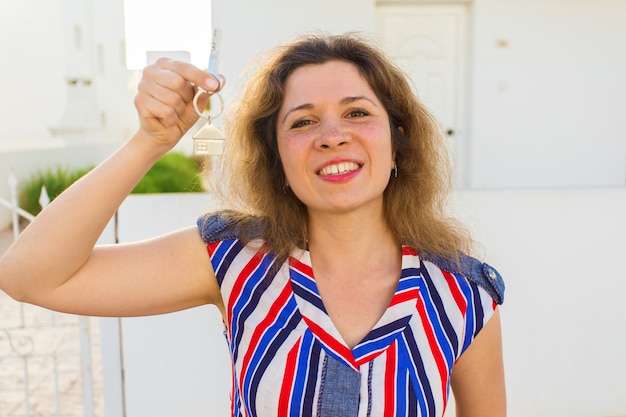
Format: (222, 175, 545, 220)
(0, 0, 136, 229)
(1, 1, 626, 416)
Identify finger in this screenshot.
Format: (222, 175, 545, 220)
(215, 73, 227, 90)
(142, 63, 196, 104)
(157, 58, 223, 93)
(134, 93, 179, 129)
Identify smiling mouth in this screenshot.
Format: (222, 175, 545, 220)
(317, 162, 361, 176)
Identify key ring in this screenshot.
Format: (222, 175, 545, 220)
(193, 75, 225, 119)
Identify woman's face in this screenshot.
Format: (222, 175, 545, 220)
(276, 60, 395, 216)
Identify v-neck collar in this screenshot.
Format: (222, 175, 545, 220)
(288, 246, 422, 371)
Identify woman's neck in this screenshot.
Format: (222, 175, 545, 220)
(306, 208, 399, 273)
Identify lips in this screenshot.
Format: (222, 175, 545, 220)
(317, 161, 361, 176)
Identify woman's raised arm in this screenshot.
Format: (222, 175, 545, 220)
(0, 59, 225, 317)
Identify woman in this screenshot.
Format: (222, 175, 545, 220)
(0, 33, 505, 416)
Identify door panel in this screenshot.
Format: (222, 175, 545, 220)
(376, 3, 469, 187)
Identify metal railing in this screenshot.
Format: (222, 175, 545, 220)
(0, 170, 101, 417)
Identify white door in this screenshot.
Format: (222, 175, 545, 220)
(376, 3, 469, 188)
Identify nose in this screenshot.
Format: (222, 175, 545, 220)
(316, 121, 350, 149)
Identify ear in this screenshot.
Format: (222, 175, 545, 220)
(398, 126, 405, 134)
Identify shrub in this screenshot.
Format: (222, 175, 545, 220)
(19, 152, 205, 215)
(19, 166, 93, 216)
(131, 152, 205, 194)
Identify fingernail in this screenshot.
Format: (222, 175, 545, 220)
(205, 75, 220, 91)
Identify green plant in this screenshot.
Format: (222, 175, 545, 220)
(19, 166, 93, 216)
(19, 152, 205, 216)
(131, 152, 205, 194)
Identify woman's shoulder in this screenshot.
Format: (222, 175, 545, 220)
(420, 251, 505, 305)
(197, 210, 265, 244)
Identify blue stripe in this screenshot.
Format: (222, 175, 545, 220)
(419, 265, 457, 369)
(397, 271, 420, 290)
(457, 276, 476, 354)
(394, 369, 408, 416)
(230, 252, 280, 363)
(245, 307, 301, 417)
(399, 327, 435, 416)
(288, 331, 315, 416)
(407, 374, 418, 417)
(470, 281, 485, 338)
(211, 240, 243, 287)
(291, 279, 326, 313)
(303, 338, 322, 415)
(290, 268, 318, 293)
(232, 376, 243, 417)
(354, 316, 411, 359)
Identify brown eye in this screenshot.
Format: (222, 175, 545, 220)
(292, 119, 314, 129)
(347, 109, 368, 118)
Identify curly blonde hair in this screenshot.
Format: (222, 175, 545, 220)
(206, 32, 472, 259)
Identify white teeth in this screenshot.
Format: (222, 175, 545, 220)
(318, 162, 359, 176)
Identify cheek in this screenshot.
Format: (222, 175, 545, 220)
(277, 137, 306, 179)
(361, 125, 394, 158)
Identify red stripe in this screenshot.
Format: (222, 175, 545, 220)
(443, 270, 467, 315)
(227, 245, 267, 324)
(289, 256, 314, 278)
(415, 297, 448, 401)
(230, 359, 236, 417)
(239, 280, 293, 391)
(301, 316, 358, 369)
(207, 241, 219, 257)
(384, 342, 397, 417)
(389, 288, 419, 307)
(278, 337, 302, 417)
(357, 349, 386, 366)
(403, 246, 418, 256)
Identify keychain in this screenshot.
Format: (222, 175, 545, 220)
(192, 27, 225, 156)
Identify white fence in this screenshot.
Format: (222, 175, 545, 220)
(0, 171, 100, 417)
(97, 193, 230, 417)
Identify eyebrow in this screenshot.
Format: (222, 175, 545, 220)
(280, 96, 378, 124)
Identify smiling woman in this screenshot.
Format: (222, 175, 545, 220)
(0, 32, 506, 417)
(123, 0, 211, 69)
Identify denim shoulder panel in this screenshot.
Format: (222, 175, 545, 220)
(420, 251, 505, 305)
(196, 211, 266, 244)
(196, 212, 240, 243)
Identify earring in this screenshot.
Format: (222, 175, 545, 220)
(282, 183, 289, 194)
(392, 163, 398, 178)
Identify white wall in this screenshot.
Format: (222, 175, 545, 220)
(213, 0, 377, 107)
(0, 0, 134, 145)
(99, 193, 231, 417)
(451, 188, 626, 417)
(470, 0, 626, 188)
(0, 0, 66, 143)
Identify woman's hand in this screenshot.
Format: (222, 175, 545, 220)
(134, 58, 224, 150)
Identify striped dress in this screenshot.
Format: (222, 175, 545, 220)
(198, 214, 505, 417)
